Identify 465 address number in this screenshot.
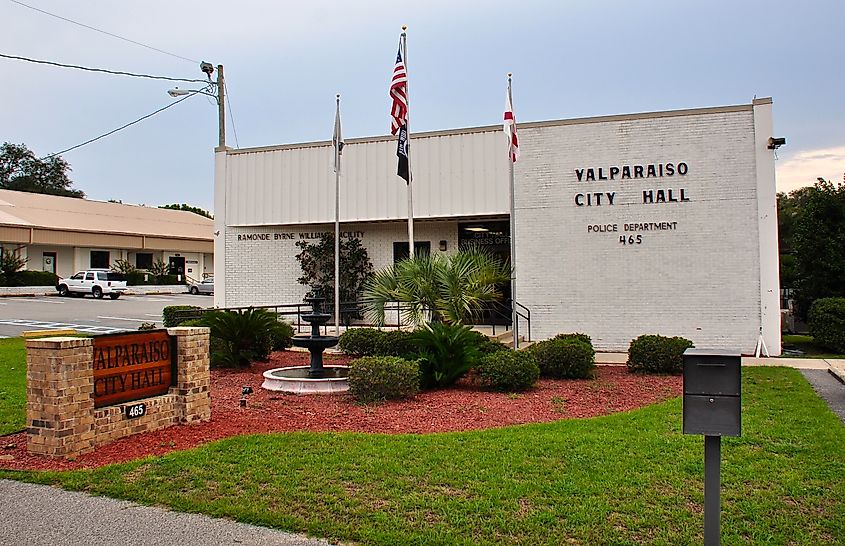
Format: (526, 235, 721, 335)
(124, 402, 146, 419)
(619, 235, 643, 245)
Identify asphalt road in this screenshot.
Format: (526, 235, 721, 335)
(0, 293, 213, 338)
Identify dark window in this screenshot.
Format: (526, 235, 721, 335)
(85, 272, 95, 281)
(90, 251, 110, 269)
(393, 241, 431, 263)
(135, 253, 153, 269)
(105, 272, 126, 281)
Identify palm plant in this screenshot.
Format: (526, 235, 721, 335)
(362, 247, 511, 327)
(200, 308, 283, 367)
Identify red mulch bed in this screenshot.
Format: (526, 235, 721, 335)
(0, 351, 681, 472)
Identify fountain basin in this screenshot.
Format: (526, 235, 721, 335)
(261, 365, 349, 394)
(291, 335, 338, 351)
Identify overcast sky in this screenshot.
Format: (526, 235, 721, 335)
(2, 0, 843, 212)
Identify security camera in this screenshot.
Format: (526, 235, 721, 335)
(200, 62, 214, 77)
(767, 137, 786, 150)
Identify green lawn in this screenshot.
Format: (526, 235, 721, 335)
(782, 334, 845, 359)
(2, 366, 843, 545)
(0, 337, 26, 435)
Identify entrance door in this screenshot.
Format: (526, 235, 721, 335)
(458, 221, 512, 325)
(42, 252, 56, 274)
(168, 257, 186, 278)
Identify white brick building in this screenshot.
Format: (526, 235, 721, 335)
(215, 99, 780, 354)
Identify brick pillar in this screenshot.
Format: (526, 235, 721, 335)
(26, 337, 95, 458)
(168, 327, 211, 423)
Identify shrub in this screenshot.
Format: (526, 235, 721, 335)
(477, 350, 539, 392)
(338, 328, 415, 357)
(339, 328, 384, 356)
(1, 270, 58, 287)
(112, 258, 136, 274)
(162, 305, 202, 327)
(376, 330, 416, 357)
(268, 318, 295, 351)
(532, 338, 596, 379)
(348, 356, 420, 403)
(467, 330, 511, 355)
(0, 250, 26, 283)
(138, 322, 157, 330)
(411, 322, 480, 389)
(201, 308, 282, 367)
(808, 298, 845, 353)
(553, 332, 592, 347)
(627, 334, 694, 374)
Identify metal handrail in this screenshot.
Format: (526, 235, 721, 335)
(172, 298, 531, 339)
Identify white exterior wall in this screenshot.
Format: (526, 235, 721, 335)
(515, 103, 779, 354)
(224, 221, 458, 308)
(216, 102, 780, 354)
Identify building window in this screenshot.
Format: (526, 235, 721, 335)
(393, 241, 430, 263)
(90, 250, 110, 269)
(135, 253, 153, 270)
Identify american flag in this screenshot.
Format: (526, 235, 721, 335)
(390, 40, 408, 135)
(504, 91, 519, 163)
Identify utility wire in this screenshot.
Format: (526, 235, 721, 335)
(0, 52, 208, 83)
(9, 0, 199, 64)
(42, 92, 197, 159)
(226, 90, 240, 148)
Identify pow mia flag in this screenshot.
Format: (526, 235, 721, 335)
(397, 124, 410, 183)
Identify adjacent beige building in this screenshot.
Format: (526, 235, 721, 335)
(0, 189, 213, 280)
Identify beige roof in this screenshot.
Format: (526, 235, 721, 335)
(0, 189, 212, 240)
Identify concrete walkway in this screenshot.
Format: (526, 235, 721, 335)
(0, 480, 335, 546)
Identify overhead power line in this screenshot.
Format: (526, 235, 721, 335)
(42, 92, 198, 159)
(9, 0, 199, 64)
(0, 52, 209, 83)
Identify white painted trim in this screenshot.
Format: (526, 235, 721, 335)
(753, 101, 782, 356)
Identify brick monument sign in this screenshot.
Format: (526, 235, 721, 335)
(26, 327, 211, 458)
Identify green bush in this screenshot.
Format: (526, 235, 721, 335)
(553, 332, 592, 346)
(627, 334, 694, 374)
(411, 323, 480, 389)
(339, 328, 384, 356)
(201, 308, 282, 367)
(808, 298, 845, 353)
(348, 356, 420, 403)
(338, 328, 415, 357)
(477, 350, 539, 392)
(467, 330, 511, 355)
(268, 318, 295, 351)
(162, 305, 203, 327)
(532, 338, 596, 379)
(377, 330, 416, 357)
(0, 270, 58, 287)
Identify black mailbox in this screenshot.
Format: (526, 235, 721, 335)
(683, 349, 741, 437)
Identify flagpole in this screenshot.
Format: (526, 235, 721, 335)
(402, 26, 415, 257)
(508, 74, 518, 350)
(334, 94, 342, 336)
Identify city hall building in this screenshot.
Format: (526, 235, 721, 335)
(214, 99, 780, 355)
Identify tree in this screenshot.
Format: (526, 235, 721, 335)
(296, 234, 373, 306)
(0, 142, 83, 198)
(777, 186, 813, 288)
(159, 203, 213, 219)
(362, 247, 511, 327)
(793, 177, 845, 317)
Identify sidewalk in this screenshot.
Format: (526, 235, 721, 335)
(595, 351, 845, 379)
(0, 480, 335, 546)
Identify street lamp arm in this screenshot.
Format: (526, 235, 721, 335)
(167, 86, 218, 103)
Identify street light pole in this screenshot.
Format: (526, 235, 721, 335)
(216, 64, 225, 149)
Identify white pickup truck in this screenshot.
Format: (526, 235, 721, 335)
(57, 269, 128, 299)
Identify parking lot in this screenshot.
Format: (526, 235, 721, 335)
(0, 293, 213, 338)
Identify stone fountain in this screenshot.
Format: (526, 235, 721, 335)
(261, 293, 349, 394)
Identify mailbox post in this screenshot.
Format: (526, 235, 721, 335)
(682, 349, 742, 546)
